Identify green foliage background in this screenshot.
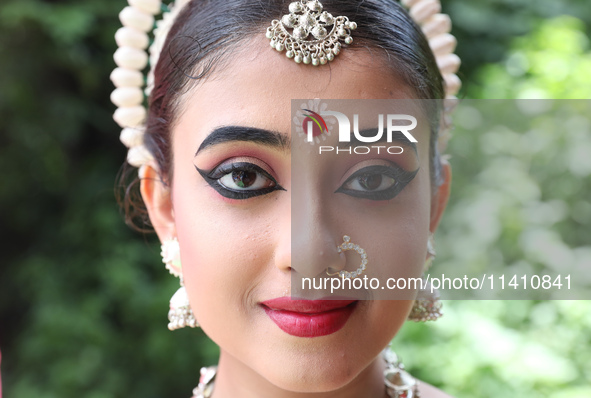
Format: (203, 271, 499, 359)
(0, 0, 589, 397)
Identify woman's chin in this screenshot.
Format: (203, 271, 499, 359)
(256, 360, 365, 394)
(234, 337, 385, 394)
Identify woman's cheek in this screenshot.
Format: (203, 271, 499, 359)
(174, 197, 274, 322)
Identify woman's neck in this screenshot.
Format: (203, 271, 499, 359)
(211, 350, 388, 398)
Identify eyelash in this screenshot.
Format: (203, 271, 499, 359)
(335, 165, 419, 201)
(195, 162, 285, 200)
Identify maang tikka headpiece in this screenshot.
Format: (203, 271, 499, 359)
(266, 1, 357, 66)
(111, 0, 461, 167)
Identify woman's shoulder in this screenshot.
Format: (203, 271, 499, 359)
(418, 380, 455, 398)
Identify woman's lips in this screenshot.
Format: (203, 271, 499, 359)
(260, 297, 357, 338)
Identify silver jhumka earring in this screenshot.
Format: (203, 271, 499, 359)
(408, 234, 443, 322)
(161, 238, 199, 330)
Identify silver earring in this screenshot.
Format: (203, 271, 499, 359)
(408, 282, 443, 322)
(408, 234, 443, 322)
(168, 278, 198, 330)
(161, 238, 198, 330)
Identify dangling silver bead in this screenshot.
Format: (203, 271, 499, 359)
(320, 12, 334, 25)
(293, 26, 307, 39)
(312, 25, 328, 39)
(303, 54, 311, 64)
(289, 1, 303, 13)
(345, 36, 353, 44)
(282, 14, 297, 29)
(306, 0, 322, 12)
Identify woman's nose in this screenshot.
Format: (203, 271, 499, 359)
(289, 186, 346, 279)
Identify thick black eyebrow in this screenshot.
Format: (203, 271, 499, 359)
(195, 126, 291, 155)
(339, 129, 418, 155)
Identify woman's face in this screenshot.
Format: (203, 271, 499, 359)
(146, 36, 449, 393)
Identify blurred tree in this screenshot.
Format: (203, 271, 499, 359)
(0, 1, 218, 397)
(446, 0, 591, 97)
(470, 16, 591, 99)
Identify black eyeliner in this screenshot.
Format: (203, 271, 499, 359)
(195, 162, 285, 200)
(335, 165, 419, 201)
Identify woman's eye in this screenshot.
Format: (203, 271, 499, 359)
(218, 168, 273, 191)
(336, 165, 418, 201)
(344, 173, 396, 192)
(196, 162, 285, 200)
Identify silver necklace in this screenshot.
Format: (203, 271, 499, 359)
(191, 349, 420, 398)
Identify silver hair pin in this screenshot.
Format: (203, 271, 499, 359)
(266, 0, 357, 66)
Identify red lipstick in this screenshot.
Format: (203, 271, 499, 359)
(261, 297, 357, 338)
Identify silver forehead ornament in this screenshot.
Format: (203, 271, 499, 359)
(266, 1, 357, 66)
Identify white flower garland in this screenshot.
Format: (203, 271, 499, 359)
(111, 0, 461, 169)
(111, 0, 191, 168)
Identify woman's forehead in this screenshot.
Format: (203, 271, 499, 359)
(171, 36, 433, 163)
(177, 37, 417, 122)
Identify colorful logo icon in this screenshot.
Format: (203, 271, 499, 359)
(302, 109, 329, 140)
